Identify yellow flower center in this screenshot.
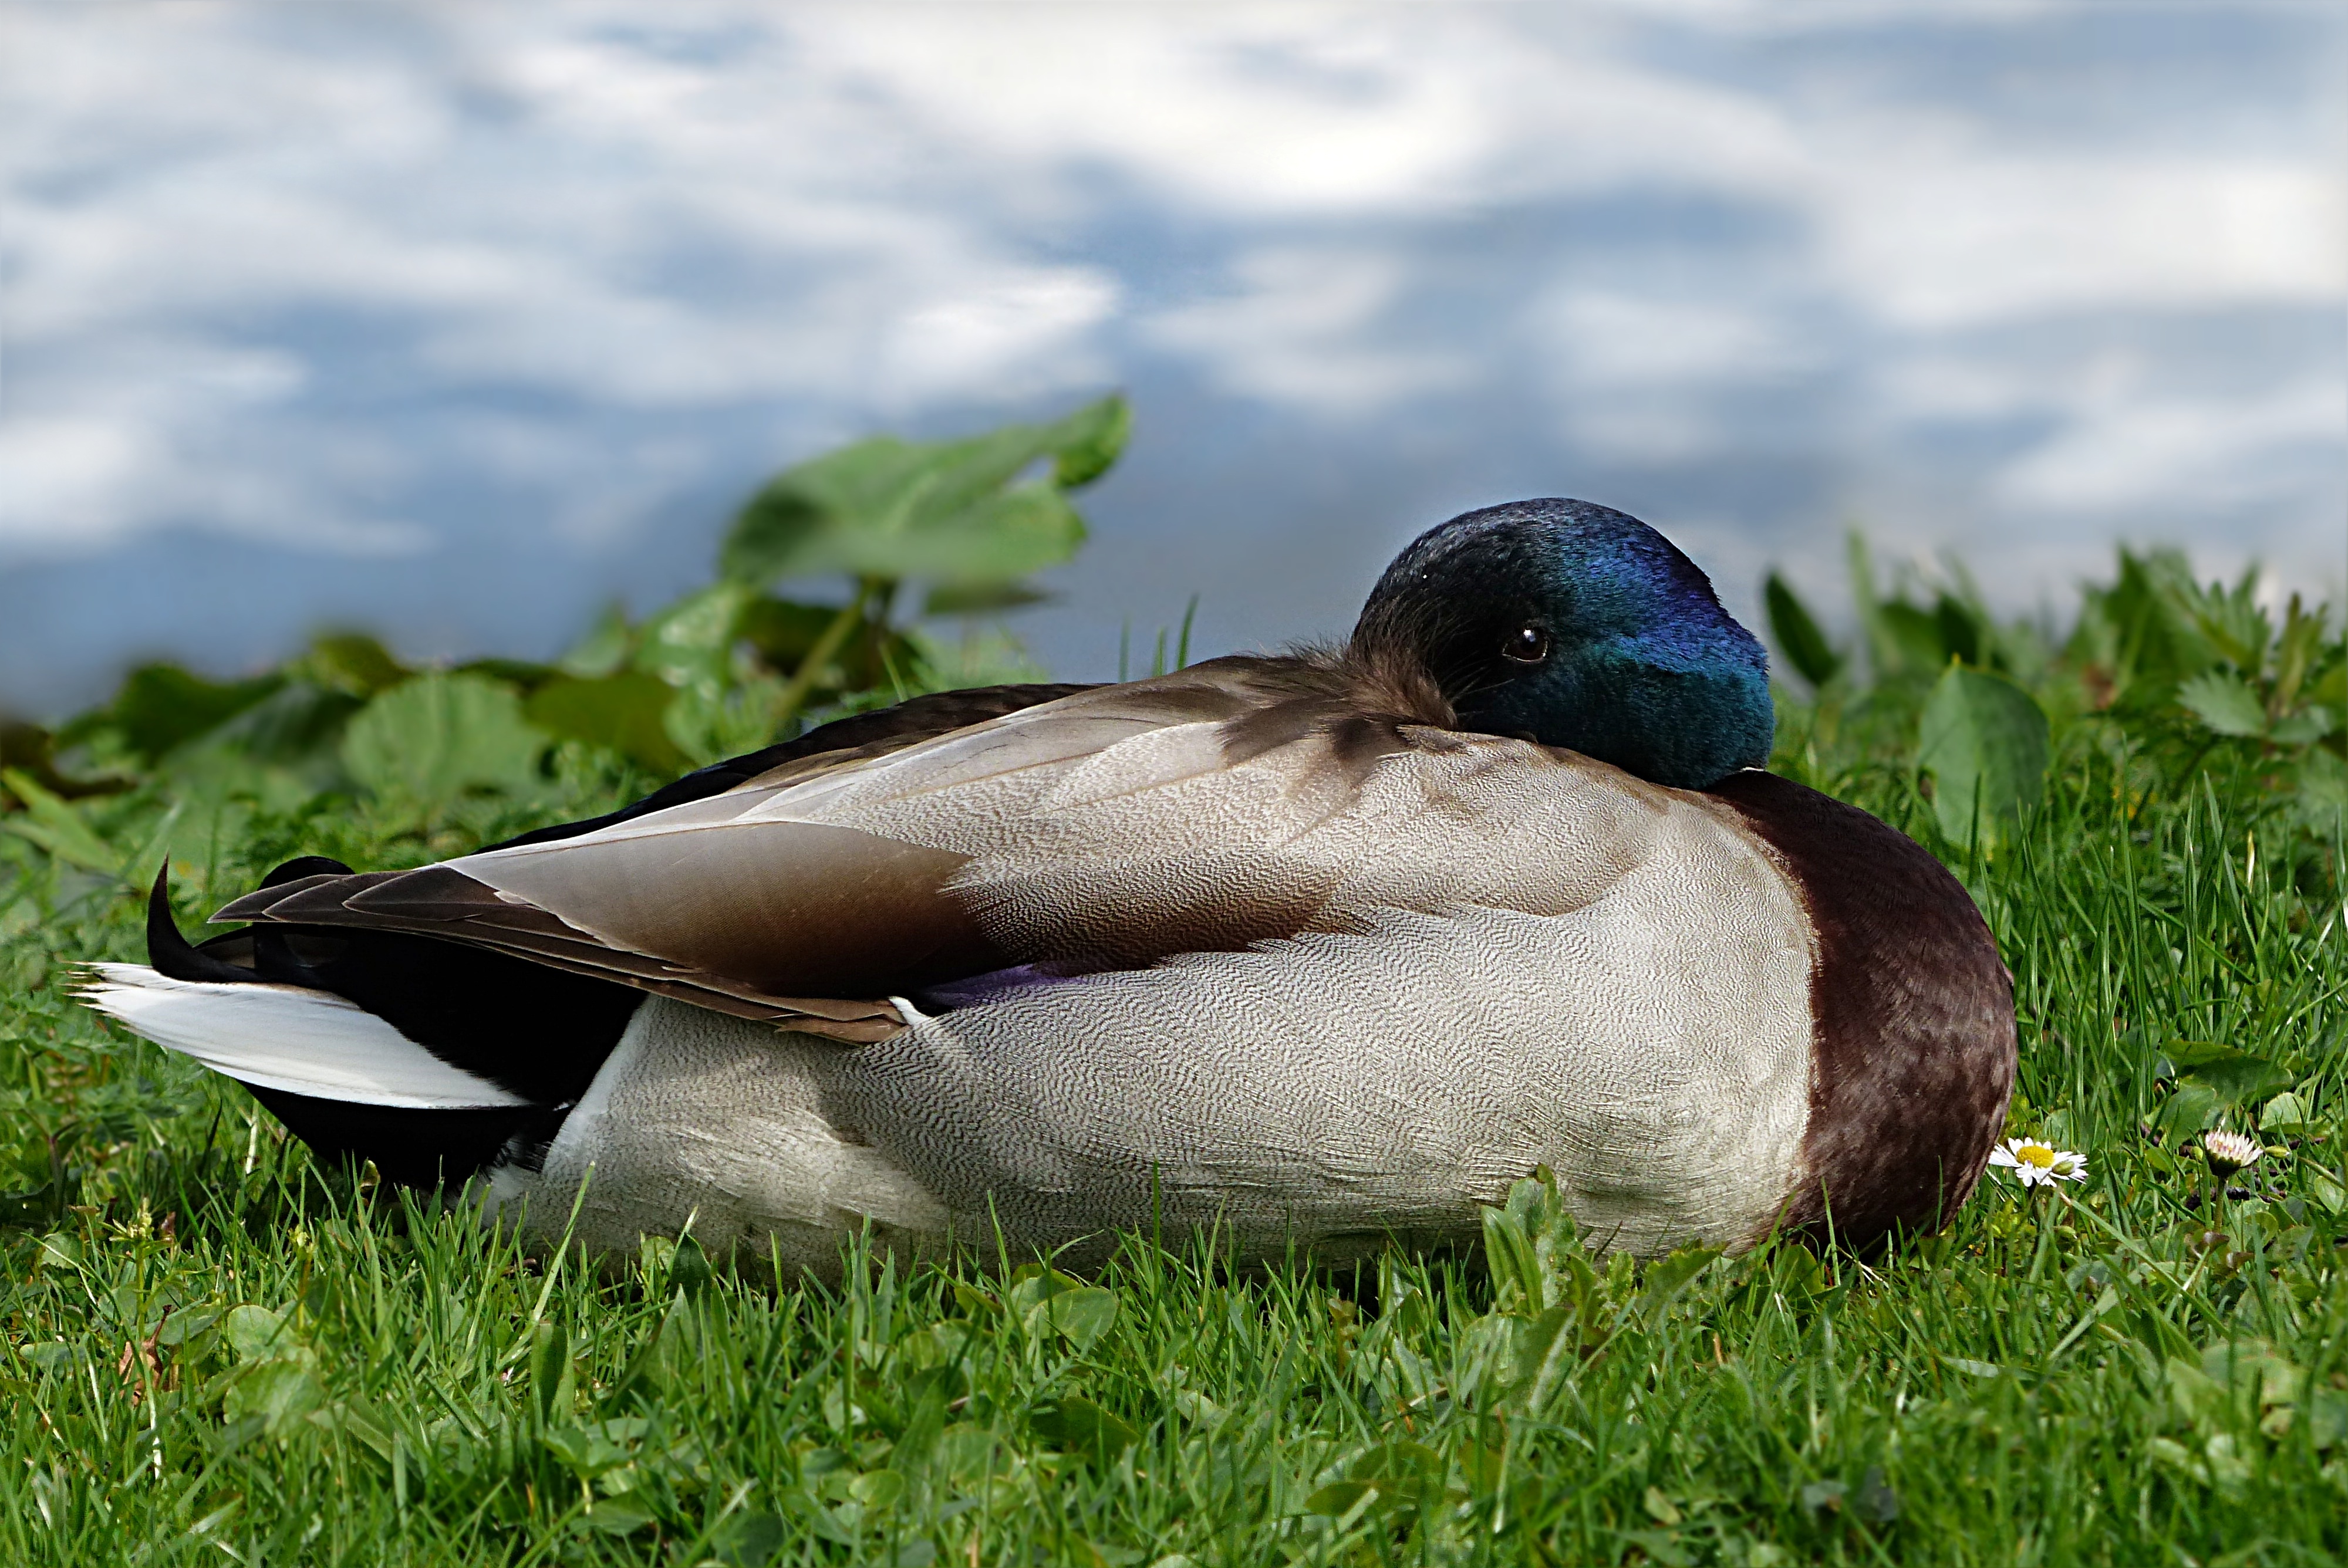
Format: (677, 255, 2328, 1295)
(2017, 1144, 2055, 1168)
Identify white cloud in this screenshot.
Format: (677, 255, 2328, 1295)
(1827, 155, 2346, 329)
(1144, 248, 1470, 414)
(0, 418, 153, 545)
(1540, 290, 1809, 388)
(1996, 377, 2344, 513)
(882, 270, 1122, 405)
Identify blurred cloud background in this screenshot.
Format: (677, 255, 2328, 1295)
(2, 0, 2342, 714)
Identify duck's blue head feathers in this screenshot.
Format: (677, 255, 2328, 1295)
(1352, 498, 1773, 789)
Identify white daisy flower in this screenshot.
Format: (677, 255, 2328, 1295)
(2197, 1130, 2262, 1180)
(1988, 1137, 2087, 1187)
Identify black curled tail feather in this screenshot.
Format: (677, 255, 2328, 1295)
(147, 874, 252, 984)
(136, 863, 643, 1189)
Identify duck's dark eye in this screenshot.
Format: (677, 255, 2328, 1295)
(1502, 625, 1551, 665)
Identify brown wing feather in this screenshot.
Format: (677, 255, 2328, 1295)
(208, 656, 1497, 1032)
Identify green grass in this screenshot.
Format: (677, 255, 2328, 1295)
(4, 725, 2347, 1566)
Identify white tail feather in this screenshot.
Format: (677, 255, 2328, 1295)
(77, 963, 526, 1110)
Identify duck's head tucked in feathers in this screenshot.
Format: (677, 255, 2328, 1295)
(1351, 498, 1773, 789)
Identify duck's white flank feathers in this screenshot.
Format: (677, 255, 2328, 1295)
(484, 998, 950, 1271)
(76, 963, 525, 1109)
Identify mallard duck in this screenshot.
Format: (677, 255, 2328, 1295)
(82, 499, 2014, 1272)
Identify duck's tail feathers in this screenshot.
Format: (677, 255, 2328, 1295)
(76, 963, 528, 1111)
(80, 869, 636, 1187)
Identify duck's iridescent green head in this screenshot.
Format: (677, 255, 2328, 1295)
(1352, 498, 1773, 789)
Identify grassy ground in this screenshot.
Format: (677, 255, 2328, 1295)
(3, 721, 2345, 1566)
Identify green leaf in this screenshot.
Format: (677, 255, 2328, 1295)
(1, 722, 130, 802)
(2270, 703, 2336, 744)
(2176, 670, 2268, 738)
(1507, 1303, 1580, 1414)
(0, 769, 126, 874)
(1028, 1396, 1138, 1465)
(2155, 1082, 2223, 1138)
(2259, 1092, 2315, 1133)
(529, 1318, 572, 1428)
(114, 802, 183, 891)
(1634, 1244, 1723, 1322)
(1050, 393, 1131, 488)
(75, 663, 285, 764)
(297, 633, 410, 698)
(1880, 603, 1950, 676)
(734, 596, 851, 670)
(2163, 1040, 2246, 1070)
(224, 1305, 294, 1360)
(1763, 573, 1841, 688)
(922, 582, 1053, 617)
(222, 1359, 325, 1436)
(559, 603, 635, 678)
(2184, 1055, 2293, 1108)
(582, 1498, 658, 1536)
(1918, 665, 2049, 843)
(2174, 569, 2272, 674)
(525, 673, 688, 775)
(340, 673, 548, 805)
(1025, 1285, 1120, 1351)
(721, 394, 1122, 588)
(633, 583, 763, 704)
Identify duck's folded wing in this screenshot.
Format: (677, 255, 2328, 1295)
(213, 659, 1763, 1035)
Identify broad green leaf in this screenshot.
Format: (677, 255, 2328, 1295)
(1933, 593, 1987, 669)
(2185, 1054, 2293, 1108)
(2269, 705, 2335, 745)
(0, 769, 124, 874)
(1918, 665, 2049, 843)
(1052, 393, 1130, 487)
(582, 1498, 657, 1536)
(721, 394, 1124, 587)
(0, 722, 129, 802)
(223, 1359, 325, 1435)
(114, 800, 183, 889)
(340, 673, 548, 805)
(298, 633, 409, 698)
(1028, 1396, 1138, 1465)
(2176, 670, 2267, 738)
(633, 583, 759, 693)
(526, 673, 688, 775)
(2258, 1092, 2314, 1133)
(65, 663, 284, 763)
(1303, 1480, 1381, 1519)
(224, 1305, 295, 1360)
(1027, 1285, 1119, 1351)
(2163, 1040, 2248, 1070)
(922, 582, 1053, 617)
(559, 603, 635, 678)
(455, 656, 561, 690)
(1880, 603, 1948, 675)
(1634, 1244, 1723, 1322)
(735, 596, 850, 668)
(2155, 1081, 2222, 1138)
(1507, 1303, 1579, 1414)
(1763, 572, 1841, 688)
(205, 682, 368, 771)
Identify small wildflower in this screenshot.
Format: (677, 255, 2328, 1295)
(2197, 1130, 2261, 1180)
(1989, 1137, 2088, 1187)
